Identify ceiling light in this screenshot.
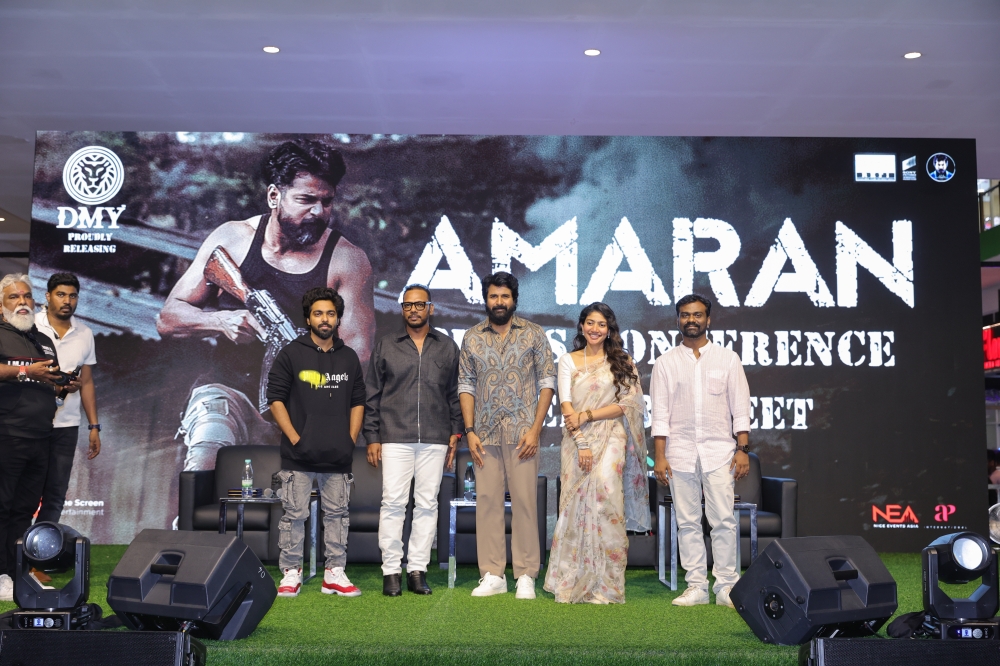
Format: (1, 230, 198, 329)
(0, 217, 5, 222)
(262, 46, 280, 54)
(904, 52, 921, 59)
(584, 49, 601, 57)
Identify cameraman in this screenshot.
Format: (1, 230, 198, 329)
(0, 274, 75, 601)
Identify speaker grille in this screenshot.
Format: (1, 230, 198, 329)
(0, 630, 191, 666)
(812, 637, 1000, 665)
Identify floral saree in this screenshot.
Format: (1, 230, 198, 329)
(543, 358, 649, 604)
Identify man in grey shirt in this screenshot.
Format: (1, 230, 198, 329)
(365, 284, 463, 596)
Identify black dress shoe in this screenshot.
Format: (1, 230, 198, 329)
(383, 574, 402, 596)
(406, 570, 432, 595)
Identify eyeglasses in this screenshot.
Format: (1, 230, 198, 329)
(401, 301, 431, 311)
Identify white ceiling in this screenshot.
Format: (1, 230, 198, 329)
(1, 0, 999, 240)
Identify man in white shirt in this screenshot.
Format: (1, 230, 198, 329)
(34, 273, 102, 524)
(650, 294, 750, 609)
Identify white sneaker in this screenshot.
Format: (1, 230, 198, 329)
(0, 574, 12, 602)
(322, 567, 361, 597)
(672, 586, 710, 606)
(514, 574, 536, 600)
(277, 567, 301, 597)
(715, 585, 736, 608)
(471, 572, 507, 597)
(715, 585, 735, 608)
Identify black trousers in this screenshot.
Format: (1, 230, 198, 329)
(0, 435, 50, 579)
(36, 426, 80, 524)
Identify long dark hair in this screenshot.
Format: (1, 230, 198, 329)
(572, 302, 638, 401)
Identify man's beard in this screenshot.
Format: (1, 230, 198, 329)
(310, 323, 335, 340)
(487, 303, 515, 326)
(404, 312, 429, 330)
(51, 305, 74, 321)
(681, 323, 705, 339)
(277, 208, 328, 248)
(2, 307, 33, 332)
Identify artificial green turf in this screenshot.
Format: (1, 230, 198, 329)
(0, 547, 945, 665)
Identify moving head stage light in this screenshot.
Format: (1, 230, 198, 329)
(12, 522, 92, 630)
(920, 531, 1000, 639)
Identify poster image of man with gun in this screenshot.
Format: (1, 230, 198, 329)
(156, 139, 376, 471)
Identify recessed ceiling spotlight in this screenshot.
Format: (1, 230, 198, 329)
(904, 52, 922, 59)
(262, 46, 280, 54)
(584, 49, 601, 57)
(0, 217, 5, 222)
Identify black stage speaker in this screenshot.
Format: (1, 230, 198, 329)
(730, 536, 897, 645)
(107, 529, 276, 640)
(0, 630, 206, 666)
(800, 637, 1000, 665)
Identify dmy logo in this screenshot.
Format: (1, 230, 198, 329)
(933, 504, 956, 522)
(62, 146, 125, 206)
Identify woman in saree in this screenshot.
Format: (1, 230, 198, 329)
(543, 302, 650, 604)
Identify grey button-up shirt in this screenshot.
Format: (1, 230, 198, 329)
(458, 315, 557, 447)
(364, 328, 463, 446)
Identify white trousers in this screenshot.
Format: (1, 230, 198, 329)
(378, 443, 448, 575)
(668, 459, 740, 594)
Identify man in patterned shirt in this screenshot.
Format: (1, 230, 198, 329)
(458, 272, 556, 600)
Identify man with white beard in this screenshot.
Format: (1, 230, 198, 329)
(0, 273, 68, 601)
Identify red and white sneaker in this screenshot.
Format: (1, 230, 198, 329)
(277, 567, 302, 597)
(322, 566, 361, 596)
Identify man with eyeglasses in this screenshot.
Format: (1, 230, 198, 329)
(650, 293, 751, 610)
(364, 284, 463, 596)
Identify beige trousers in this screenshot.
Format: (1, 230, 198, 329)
(475, 438, 540, 579)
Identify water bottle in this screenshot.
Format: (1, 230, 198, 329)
(463, 462, 476, 501)
(242, 459, 254, 498)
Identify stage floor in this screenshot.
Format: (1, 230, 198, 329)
(0, 548, 936, 665)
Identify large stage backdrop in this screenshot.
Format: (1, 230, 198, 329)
(27, 132, 982, 550)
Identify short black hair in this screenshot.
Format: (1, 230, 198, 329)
(481, 272, 518, 304)
(402, 283, 432, 301)
(675, 293, 712, 317)
(47, 272, 80, 293)
(302, 287, 344, 320)
(267, 140, 347, 190)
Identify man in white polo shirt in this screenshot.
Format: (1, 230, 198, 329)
(34, 273, 102, 524)
(650, 293, 751, 609)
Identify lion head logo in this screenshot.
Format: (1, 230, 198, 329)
(62, 146, 125, 205)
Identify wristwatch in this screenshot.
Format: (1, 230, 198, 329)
(465, 426, 476, 436)
(17, 367, 27, 382)
(88, 424, 101, 432)
(737, 443, 751, 454)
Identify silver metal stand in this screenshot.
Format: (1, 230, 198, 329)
(220, 494, 319, 583)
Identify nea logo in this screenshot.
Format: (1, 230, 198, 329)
(872, 504, 919, 523)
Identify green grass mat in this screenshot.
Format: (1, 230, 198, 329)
(0, 547, 942, 665)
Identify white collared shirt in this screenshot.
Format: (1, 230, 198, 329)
(34, 311, 97, 428)
(650, 340, 751, 474)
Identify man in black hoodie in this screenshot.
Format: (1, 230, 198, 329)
(267, 286, 366, 598)
(0, 273, 72, 601)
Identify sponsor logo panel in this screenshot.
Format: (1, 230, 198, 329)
(855, 154, 896, 182)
